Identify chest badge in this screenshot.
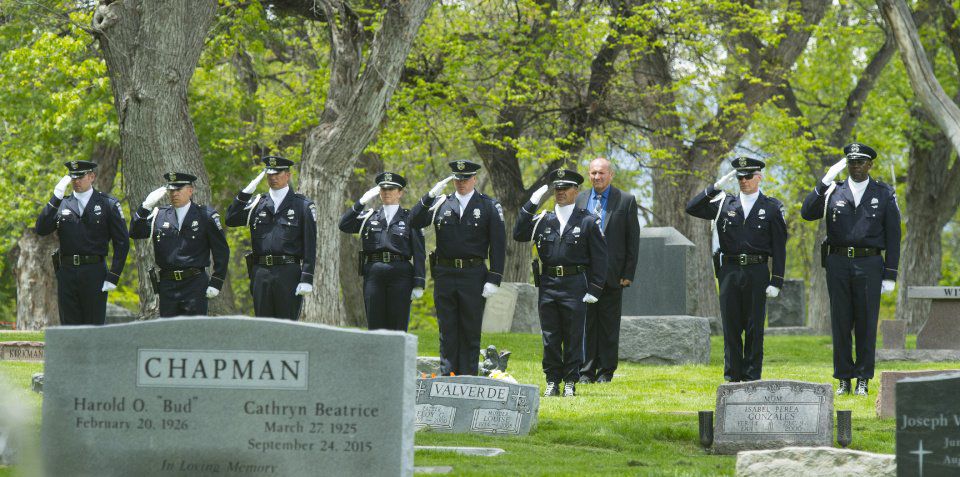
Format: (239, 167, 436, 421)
(572, 226, 581, 235)
(727, 210, 736, 217)
(93, 205, 102, 215)
(758, 209, 766, 219)
(370, 221, 379, 226)
(544, 227, 552, 234)
(162, 222, 170, 228)
(287, 209, 295, 218)
(473, 209, 481, 219)
(258, 211, 267, 217)
(191, 220, 199, 231)
(443, 210, 452, 217)
(62, 210, 71, 216)
(836, 200, 846, 208)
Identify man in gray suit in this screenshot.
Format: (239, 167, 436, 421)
(577, 157, 640, 383)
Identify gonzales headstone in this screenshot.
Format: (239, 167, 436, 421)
(41, 317, 417, 477)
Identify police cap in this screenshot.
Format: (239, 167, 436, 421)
(164, 172, 198, 190)
(376, 172, 407, 189)
(64, 160, 98, 178)
(262, 156, 294, 174)
(843, 143, 877, 161)
(448, 160, 482, 179)
(731, 157, 766, 177)
(549, 169, 584, 189)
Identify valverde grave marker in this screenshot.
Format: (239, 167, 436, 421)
(41, 317, 416, 477)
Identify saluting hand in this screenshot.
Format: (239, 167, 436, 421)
(822, 158, 847, 186)
(359, 186, 381, 205)
(142, 186, 167, 209)
(529, 184, 550, 205)
(53, 175, 71, 199)
(713, 170, 737, 189)
(242, 170, 266, 194)
(428, 175, 455, 198)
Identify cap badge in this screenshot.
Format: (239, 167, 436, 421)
(850, 144, 860, 153)
(268, 158, 276, 166)
(456, 161, 465, 171)
(384, 173, 392, 182)
(70, 161, 78, 170)
(167, 172, 176, 181)
(738, 158, 747, 167)
(557, 170, 565, 178)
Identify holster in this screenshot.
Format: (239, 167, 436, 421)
(244, 252, 255, 279)
(429, 251, 437, 277)
(820, 241, 829, 268)
(148, 267, 160, 294)
(712, 250, 721, 278)
(51, 250, 61, 273)
(357, 250, 364, 276)
(531, 259, 541, 287)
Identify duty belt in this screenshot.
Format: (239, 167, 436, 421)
(61, 255, 103, 266)
(828, 246, 881, 258)
(256, 255, 300, 266)
(544, 265, 588, 277)
(365, 252, 409, 263)
(436, 257, 485, 268)
(158, 268, 203, 281)
(722, 254, 768, 266)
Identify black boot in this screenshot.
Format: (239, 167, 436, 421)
(855, 378, 869, 396)
(563, 382, 576, 397)
(543, 382, 560, 397)
(836, 379, 851, 395)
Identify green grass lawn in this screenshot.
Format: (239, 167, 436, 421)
(0, 329, 955, 476)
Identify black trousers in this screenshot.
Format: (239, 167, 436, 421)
(433, 265, 486, 376)
(363, 261, 414, 331)
(717, 262, 768, 382)
(825, 254, 883, 380)
(251, 263, 303, 321)
(539, 273, 587, 384)
(581, 284, 623, 381)
(56, 262, 107, 326)
(158, 272, 208, 318)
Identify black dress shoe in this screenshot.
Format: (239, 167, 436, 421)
(577, 375, 593, 384)
(543, 382, 560, 397)
(563, 382, 576, 397)
(836, 379, 851, 395)
(855, 378, 869, 396)
(596, 374, 612, 383)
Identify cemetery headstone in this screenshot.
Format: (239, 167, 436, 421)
(41, 317, 416, 477)
(508, 283, 540, 334)
(618, 316, 710, 365)
(712, 380, 833, 454)
(895, 372, 960, 476)
(481, 283, 520, 333)
(876, 370, 960, 419)
(767, 279, 805, 327)
(881, 320, 907, 350)
(0, 341, 43, 361)
(910, 287, 960, 349)
(414, 375, 538, 436)
(621, 227, 695, 316)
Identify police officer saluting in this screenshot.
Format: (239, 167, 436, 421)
(225, 156, 317, 320)
(686, 157, 787, 383)
(339, 172, 426, 331)
(409, 160, 506, 376)
(515, 169, 607, 397)
(801, 143, 900, 396)
(129, 173, 229, 317)
(35, 160, 130, 325)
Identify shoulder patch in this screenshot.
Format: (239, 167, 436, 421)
(116, 202, 124, 220)
(779, 204, 787, 220)
(494, 203, 504, 221)
(211, 212, 223, 231)
(309, 203, 317, 221)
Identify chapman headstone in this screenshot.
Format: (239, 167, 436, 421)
(621, 227, 695, 316)
(767, 279, 805, 327)
(414, 376, 538, 436)
(0, 341, 43, 361)
(712, 380, 833, 454)
(911, 287, 960, 350)
(895, 373, 960, 476)
(41, 317, 416, 477)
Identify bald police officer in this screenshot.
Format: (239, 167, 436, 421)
(339, 172, 426, 331)
(801, 143, 901, 396)
(35, 160, 130, 325)
(686, 157, 787, 383)
(515, 169, 607, 397)
(409, 160, 507, 376)
(225, 156, 317, 320)
(129, 173, 230, 317)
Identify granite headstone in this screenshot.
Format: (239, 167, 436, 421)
(621, 227, 695, 316)
(896, 372, 960, 476)
(481, 283, 520, 333)
(911, 287, 960, 350)
(767, 279, 805, 327)
(508, 283, 540, 334)
(881, 320, 908, 350)
(0, 341, 43, 361)
(712, 380, 833, 454)
(618, 316, 710, 365)
(414, 376, 538, 436)
(41, 317, 417, 477)
(876, 370, 960, 419)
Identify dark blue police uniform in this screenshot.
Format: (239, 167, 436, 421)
(686, 157, 787, 382)
(35, 160, 129, 325)
(801, 143, 900, 390)
(225, 157, 317, 320)
(409, 160, 506, 376)
(129, 173, 230, 317)
(514, 169, 607, 396)
(339, 172, 426, 331)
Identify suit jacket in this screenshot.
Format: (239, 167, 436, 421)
(576, 186, 640, 287)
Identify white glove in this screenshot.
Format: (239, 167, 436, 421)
(822, 158, 847, 185)
(481, 282, 499, 298)
(428, 175, 455, 198)
(205, 286, 219, 299)
(713, 170, 737, 189)
(53, 175, 72, 199)
(101, 281, 116, 292)
(242, 170, 266, 194)
(411, 287, 424, 300)
(529, 184, 550, 205)
(882, 280, 896, 294)
(765, 286, 780, 298)
(142, 186, 167, 209)
(582, 293, 599, 304)
(295, 283, 313, 296)
(359, 186, 381, 205)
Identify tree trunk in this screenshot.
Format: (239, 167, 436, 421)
(338, 152, 383, 328)
(91, 0, 225, 317)
(297, 0, 434, 324)
(14, 229, 59, 330)
(805, 222, 831, 333)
